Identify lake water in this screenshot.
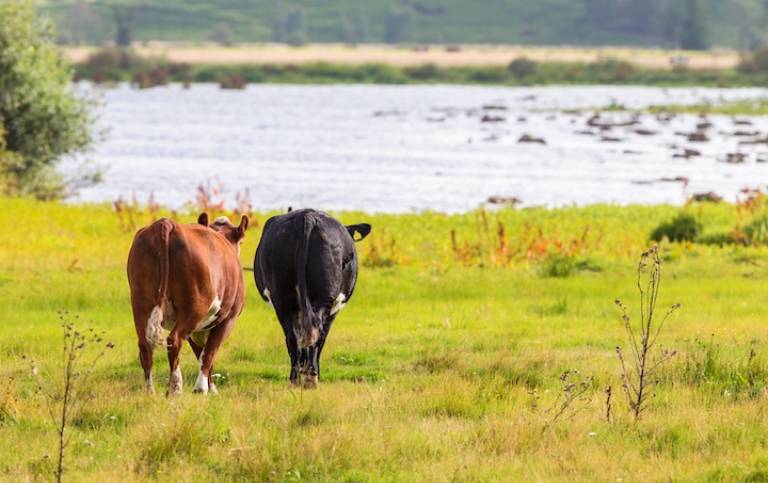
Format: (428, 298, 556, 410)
(62, 83, 768, 213)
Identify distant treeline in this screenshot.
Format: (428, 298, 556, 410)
(40, 0, 768, 51)
(74, 47, 768, 89)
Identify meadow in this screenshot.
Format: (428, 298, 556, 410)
(2, 195, 768, 481)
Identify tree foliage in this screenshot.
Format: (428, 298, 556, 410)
(679, 0, 710, 50)
(0, 0, 99, 199)
(385, 7, 416, 44)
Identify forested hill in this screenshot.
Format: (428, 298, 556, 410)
(41, 0, 765, 51)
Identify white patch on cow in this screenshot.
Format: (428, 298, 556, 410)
(214, 216, 230, 224)
(146, 373, 154, 393)
(196, 296, 221, 331)
(146, 306, 165, 349)
(194, 371, 209, 394)
(331, 293, 347, 315)
(209, 382, 218, 395)
(193, 350, 210, 394)
(263, 288, 274, 308)
(168, 367, 183, 395)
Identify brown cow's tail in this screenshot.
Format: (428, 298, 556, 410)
(146, 218, 174, 350)
(296, 212, 320, 349)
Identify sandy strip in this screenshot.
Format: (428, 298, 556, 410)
(61, 44, 740, 70)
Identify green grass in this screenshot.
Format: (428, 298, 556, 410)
(3, 196, 768, 480)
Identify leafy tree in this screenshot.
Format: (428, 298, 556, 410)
(272, 8, 285, 42)
(580, 0, 618, 25)
(208, 23, 235, 46)
(111, 5, 138, 47)
(336, 13, 351, 43)
(679, 0, 709, 50)
(659, 0, 681, 47)
(0, 0, 99, 199)
(385, 7, 416, 44)
(355, 15, 370, 43)
(625, 0, 659, 36)
(61, 1, 103, 45)
(285, 9, 308, 46)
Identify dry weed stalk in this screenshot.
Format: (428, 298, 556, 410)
(615, 245, 680, 420)
(23, 312, 114, 482)
(530, 369, 594, 426)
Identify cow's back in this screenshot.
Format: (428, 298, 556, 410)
(254, 209, 358, 310)
(128, 219, 245, 326)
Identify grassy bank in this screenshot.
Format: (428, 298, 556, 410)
(70, 47, 768, 88)
(2, 196, 768, 480)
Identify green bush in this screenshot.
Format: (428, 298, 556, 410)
(0, 0, 99, 199)
(405, 63, 446, 80)
(650, 212, 702, 242)
(539, 254, 576, 278)
(742, 215, 768, 246)
(508, 57, 537, 78)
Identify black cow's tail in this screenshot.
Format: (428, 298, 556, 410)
(296, 212, 321, 349)
(146, 218, 174, 350)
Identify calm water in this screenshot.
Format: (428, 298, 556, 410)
(62, 83, 768, 213)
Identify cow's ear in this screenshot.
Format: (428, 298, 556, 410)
(238, 216, 250, 238)
(197, 213, 209, 226)
(346, 223, 371, 242)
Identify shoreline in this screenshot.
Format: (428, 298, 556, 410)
(61, 43, 741, 71)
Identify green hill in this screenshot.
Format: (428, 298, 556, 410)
(39, 0, 765, 50)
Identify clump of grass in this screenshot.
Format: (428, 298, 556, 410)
(0, 374, 21, 425)
(615, 245, 679, 420)
(136, 405, 231, 475)
(23, 312, 114, 482)
(675, 338, 768, 399)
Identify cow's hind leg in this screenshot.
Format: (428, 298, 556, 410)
(165, 316, 201, 396)
(188, 335, 217, 395)
(279, 314, 302, 388)
(302, 314, 337, 389)
(132, 305, 157, 394)
(138, 339, 155, 393)
(196, 322, 234, 395)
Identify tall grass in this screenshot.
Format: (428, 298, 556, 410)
(3, 196, 768, 480)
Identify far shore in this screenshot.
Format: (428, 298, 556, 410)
(61, 43, 741, 70)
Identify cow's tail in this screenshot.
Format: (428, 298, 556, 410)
(146, 218, 174, 350)
(296, 212, 321, 349)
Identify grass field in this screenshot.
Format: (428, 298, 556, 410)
(3, 196, 768, 481)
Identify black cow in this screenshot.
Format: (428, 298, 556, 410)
(253, 208, 371, 388)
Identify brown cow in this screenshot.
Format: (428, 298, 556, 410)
(127, 213, 249, 395)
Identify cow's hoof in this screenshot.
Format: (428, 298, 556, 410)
(289, 378, 301, 389)
(303, 375, 318, 389)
